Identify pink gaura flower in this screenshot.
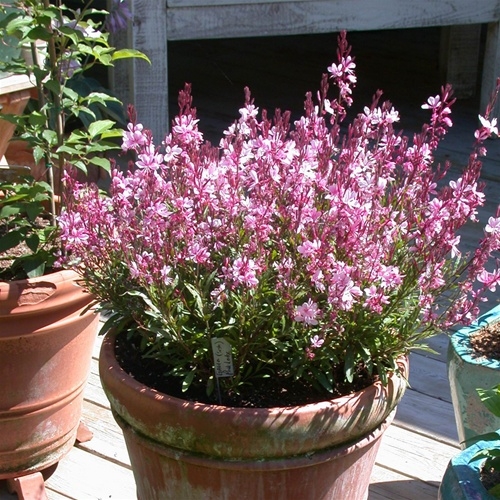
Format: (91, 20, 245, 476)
(310, 335, 324, 348)
(294, 299, 320, 325)
(485, 217, 500, 234)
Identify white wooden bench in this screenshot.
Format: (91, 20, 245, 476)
(115, 0, 500, 139)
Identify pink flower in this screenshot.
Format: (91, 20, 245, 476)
(421, 95, 441, 110)
(310, 335, 324, 348)
(122, 122, 148, 151)
(485, 217, 500, 234)
(297, 239, 321, 257)
(294, 299, 320, 325)
(227, 257, 260, 288)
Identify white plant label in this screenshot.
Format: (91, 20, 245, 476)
(211, 337, 234, 378)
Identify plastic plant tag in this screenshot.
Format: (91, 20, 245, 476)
(211, 337, 234, 378)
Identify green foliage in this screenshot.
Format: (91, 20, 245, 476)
(0, 0, 148, 280)
(0, 177, 57, 279)
(468, 384, 500, 497)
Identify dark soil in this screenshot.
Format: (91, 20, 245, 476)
(114, 334, 378, 408)
(480, 464, 500, 493)
(470, 321, 500, 360)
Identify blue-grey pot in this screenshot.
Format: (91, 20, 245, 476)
(448, 304, 500, 447)
(439, 438, 500, 500)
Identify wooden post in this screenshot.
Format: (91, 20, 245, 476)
(440, 25, 481, 99)
(481, 22, 500, 118)
(110, 1, 169, 141)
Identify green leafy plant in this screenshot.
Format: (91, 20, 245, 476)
(468, 384, 500, 497)
(0, 0, 148, 279)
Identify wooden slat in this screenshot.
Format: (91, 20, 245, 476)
(408, 353, 452, 404)
(43, 446, 136, 500)
(78, 400, 131, 468)
(375, 424, 457, 484)
(370, 464, 440, 500)
(395, 388, 458, 445)
(166, 1, 500, 41)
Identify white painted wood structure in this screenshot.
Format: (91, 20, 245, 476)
(115, 0, 500, 140)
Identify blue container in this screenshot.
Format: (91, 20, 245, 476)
(448, 305, 500, 447)
(439, 437, 500, 500)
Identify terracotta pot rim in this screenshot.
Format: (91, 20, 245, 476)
(0, 269, 79, 288)
(103, 330, 409, 414)
(101, 330, 408, 459)
(113, 407, 397, 470)
(0, 269, 93, 318)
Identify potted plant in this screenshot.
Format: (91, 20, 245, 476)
(440, 384, 500, 499)
(0, 0, 148, 492)
(60, 32, 500, 499)
(449, 304, 500, 448)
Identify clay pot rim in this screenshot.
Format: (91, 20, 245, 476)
(102, 329, 409, 415)
(0, 269, 79, 288)
(0, 269, 93, 318)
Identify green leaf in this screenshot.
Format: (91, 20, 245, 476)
(314, 370, 333, 393)
(184, 282, 204, 318)
(86, 92, 121, 105)
(89, 157, 111, 171)
(0, 231, 23, 252)
(0, 205, 22, 218)
(43, 77, 61, 95)
(42, 129, 58, 146)
(478, 386, 500, 417)
(112, 49, 151, 64)
(33, 145, 45, 164)
(26, 26, 51, 42)
(28, 111, 46, 127)
(25, 202, 44, 221)
(344, 347, 355, 383)
(25, 233, 40, 253)
(24, 259, 45, 279)
(62, 86, 80, 101)
(88, 119, 115, 139)
(182, 371, 195, 392)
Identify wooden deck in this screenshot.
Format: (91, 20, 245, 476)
(2, 27, 500, 499)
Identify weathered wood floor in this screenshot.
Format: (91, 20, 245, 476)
(2, 27, 500, 499)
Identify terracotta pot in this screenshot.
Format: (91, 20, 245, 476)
(0, 270, 99, 479)
(448, 304, 500, 448)
(439, 434, 500, 499)
(100, 331, 408, 500)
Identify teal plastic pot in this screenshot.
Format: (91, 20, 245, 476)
(439, 436, 500, 499)
(448, 305, 500, 448)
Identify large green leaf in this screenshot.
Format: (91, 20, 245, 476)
(112, 49, 150, 64)
(478, 386, 500, 417)
(88, 119, 115, 139)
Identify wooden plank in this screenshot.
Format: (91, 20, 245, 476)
(165, 1, 500, 41)
(395, 387, 458, 445)
(78, 399, 131, 468)
(43, 446, 136, 500)
(84, 361, 112, 410)
(408, 352, 452, 404)
(369, 464, 439, 500)
(375, 424, 457, 484)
